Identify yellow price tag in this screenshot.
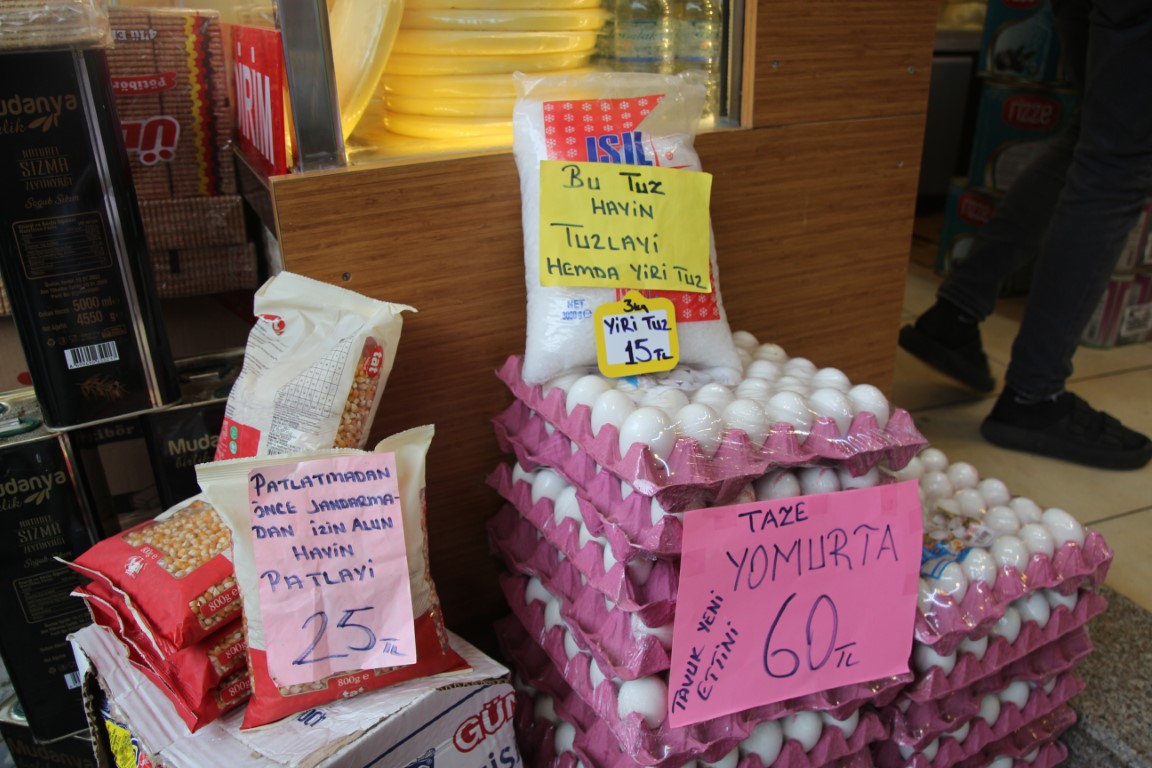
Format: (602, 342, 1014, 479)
(539, 160, 713, 293)
(594, 290, 680, 377)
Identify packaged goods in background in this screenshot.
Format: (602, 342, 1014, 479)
(215, 272, 413, 460)
(0, 0, 110, 51)
(0, 391, 99, 742)
(966, 79, 1076, 195)
(1082, 274, 1152, 349)
(0, 695, 96, 768)
(978, 0, 1064, 84)
(1113, 198, 1152, 274)
(936, 180, 1034, 297)
(670, 0, 723, 118)
(0, 46, 180, 429)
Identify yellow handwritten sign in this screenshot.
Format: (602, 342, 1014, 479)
(595, 290, 679, 377)
(539, 160, 713, 293)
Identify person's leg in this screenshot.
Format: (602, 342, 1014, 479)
(982, 0, 1152, 469)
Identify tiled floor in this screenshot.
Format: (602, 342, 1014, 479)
(894, 219, 1152, 614)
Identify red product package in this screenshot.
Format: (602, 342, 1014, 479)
(65, 496, 241, 650)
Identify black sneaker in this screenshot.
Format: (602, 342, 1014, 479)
(898, 323, 996, 393)
(981, 389, 1152, 470)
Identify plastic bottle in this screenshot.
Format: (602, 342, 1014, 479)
(671, 0, 723, 117)
(613, 0, 672, 74)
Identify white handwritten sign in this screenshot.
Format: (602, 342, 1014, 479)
(249, 453, 415, 687)
(669, 482, 922, 727)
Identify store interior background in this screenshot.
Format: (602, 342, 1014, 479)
(1, 0, 1150, 763)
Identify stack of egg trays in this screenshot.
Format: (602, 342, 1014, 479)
(873, 481, 1113, 766)
(486, 355, 934, 767)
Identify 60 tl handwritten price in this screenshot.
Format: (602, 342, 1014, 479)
(763, 593, 859, 678)
(293, 607, 402, 666)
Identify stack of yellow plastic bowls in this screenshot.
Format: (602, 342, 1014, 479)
(355, 0, 608, 155)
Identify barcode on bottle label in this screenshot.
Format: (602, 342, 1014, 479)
(65, 341, 119, 369)
(65, 671, 82, 690)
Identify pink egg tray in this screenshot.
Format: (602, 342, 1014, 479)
(488, 468, 680, 626)
(496, 615, 891, 768)
(497, 355, 928, 508)
(891, 628, 1093, 749)
(514, 690, 575, 768)
(914, 533, 1113, 655)
(905, 588, 1107, 704)
(872, 694, 1079, 768)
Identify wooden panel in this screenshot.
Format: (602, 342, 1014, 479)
(269, 114, 923, 635)
(753, 0, 939, 126)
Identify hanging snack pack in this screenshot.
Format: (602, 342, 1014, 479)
(512, 71, 742, 385)
(196, 425, 468, 729)
(215, 272, 413, 460)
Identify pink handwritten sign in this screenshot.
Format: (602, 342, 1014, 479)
(669, 481, 922, 727)
(248, 453, 415, 687)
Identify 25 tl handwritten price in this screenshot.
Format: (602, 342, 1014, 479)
(594, 290, 680, 377)
(293, 607, 404, 667)
(763, 593, 858, 679)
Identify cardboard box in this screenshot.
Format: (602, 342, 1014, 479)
(107, 7, 236, 200)
(967, 79, 1077, 194)
(936, 180, 1034, 296)
(978, 0, 1065, 84)
(71, 624, 521, 768)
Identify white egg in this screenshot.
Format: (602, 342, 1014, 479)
(900, 738, 939, 761)
(700, 749, 739, 768)
(837, 465, 880, 490)
(563, 631, 582, 659)
(990, 606, 1022, 644)
(543, 599, 564, 631)
(977, 693, 1001, 725)
(631, 615, 675, 650)
(983, 505, 1021, 537)
(1039, 677, 1057, 695)
(976, 478, 1011, 507)
(754, 470, 802, 501)
(918, 447, 949, 473)
(511, 462, 535, 487)
(676, 403, 725, 458)
(919, 470, 954, 501)
(932, 561, 969, 602)
(918, 578, 941, 615)
(987, 758, 1013, 768)
(847, 384, 891, 431)
(543, 371, 584, 396)
(820, 709, 859, 740)
(890, 455, 925, 482)
(783, 357, 817, 377)
(913, 643, 957, 675)
(577, 522, 598, 551)
(1015, 592, 1051, 628)
(531, 469, 568, 504)
(693, 382, 736, 412)
(603, 542, 618, 572)
(737, 347, 753, 369)
(616, 677, 667, 729)
(754, 343, 788, 363)
(1044, 588, 1079, 612)
(740, 720, 783, 764)
(808, 388, 855, 434)
(781, 711, 822, 752)
(1010, 497, 1044, 525)
(553, 486, 582, 527)
(587, 661, 608, 689)
(745, 359, 782, 382)
(945, 461, 980, 490)
(765, 391, 813, 433)
(618, 407, 677, 461)
(1023, 748, 1041, 763)
(554, 721, 576, 753)
(812, 367, 852, 393)
(955, 488, 987, 518)
(1041, 507, 1086, 547)
(534, 694, 558, 723)
(648, 496, 667, 527)
(773, 375, 811, 396)
(1018, 523, 1055, 558)
(958, 634, 988, 661)
(799, 466, 841, 495)
(627, 557, 655, 585)
(525, 576, 551, 606)
(999, 680, 1030, 710)
(732, 330, 760, 350)
(591, 390, 637, 436)
(961, 547, 998, 587)
(991, 535, 1029, 570)
(946, 719, 970, 742)
(566, 375, 612, 414)
(722, 399, 769, 449)
(620, 480, 634, 499)
(735, 377, 774, 403)
(640, 387, 692, 417)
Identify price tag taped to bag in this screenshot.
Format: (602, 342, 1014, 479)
(594, 290, 679, 377)
(248, 453, 416, 687)
(668, 481, 923, 727)
(538, 160, 712, 293)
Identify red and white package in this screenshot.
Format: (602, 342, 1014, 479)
(215, 271, 413, 461)
(196, 425, 469, 729)
(65, 495, 240, 650)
